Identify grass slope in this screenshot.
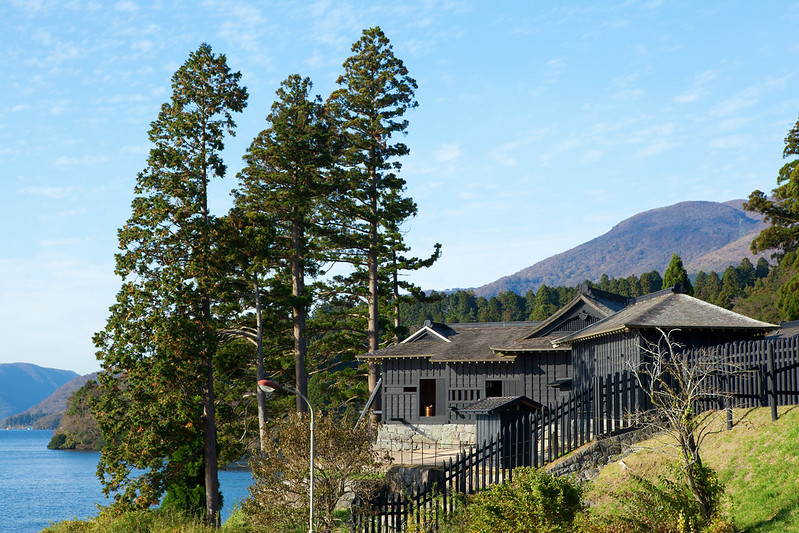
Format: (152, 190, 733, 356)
(588, 406, 799, 532)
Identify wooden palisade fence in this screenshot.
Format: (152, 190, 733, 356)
(351, 337, 799, 532)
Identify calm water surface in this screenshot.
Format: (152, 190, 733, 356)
(0, 430, 253, 532)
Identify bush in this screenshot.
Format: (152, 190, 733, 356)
(594, 463, 732, 533)
(243, 411, 387, 533)
(462, 467, 584, 533)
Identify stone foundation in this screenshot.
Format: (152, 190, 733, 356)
(377, 422, 476, 452)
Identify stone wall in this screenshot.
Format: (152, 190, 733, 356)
(545, 426, 658, 482)
(377, 422, 476, 451)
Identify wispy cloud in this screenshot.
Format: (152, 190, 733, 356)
(490, 130, 548, 167)
(18, 186, 75, 199)
(434, 143, 461, 163)
(115, 1, 139, 13)
(53, 154, 113, 167)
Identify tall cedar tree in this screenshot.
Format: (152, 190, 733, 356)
(93, 44, 247, 526)
(216, 212, 288, 451)
(746, 116, 799, 256)
(235, 75, 333, 413)
(663, 252, 694, 295)
(327, 27, 432, 413)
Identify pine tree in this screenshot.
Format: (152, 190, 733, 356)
(235, 74, 334, 413)
(755, 257, 770, 279)
(327, 27, 431, 414)
(93, 44, 247, 525)
(746, 116, 799, 256)
(662, 253, 694, 295)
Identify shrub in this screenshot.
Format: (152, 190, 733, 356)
(462, 467, 584, 533)
(598, 463, 731, 533)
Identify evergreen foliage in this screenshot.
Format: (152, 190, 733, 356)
(326, 26, 438, 414)
(663, 253, 694, 295)
(92, 44, 247, 525)
(235, 74, 335, 414)
(745, 116, 799, 322)
(746, 115, 799, 257)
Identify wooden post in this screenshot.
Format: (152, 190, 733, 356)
(724, 344, 732, 430)
(767, 342, 778, 422)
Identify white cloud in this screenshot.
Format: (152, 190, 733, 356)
(48, 99, 70, 115)
(53, 154, 113, 167)
(709, 135, 749, 149)
(18, 186, 74, 199)
(41, 238, 84, 247)
(673, 69, 719, 105)
(636, 141, 676, 157)
(115, 1, 139, 13)
(434, 142, 461, 163)
(131, 39, 153, 52)
(710, 86, 760, 117)
(489, 129, 548, 167)
(581, 149, 604, 163)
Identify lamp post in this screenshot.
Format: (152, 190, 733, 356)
(258, 379, 315, 533)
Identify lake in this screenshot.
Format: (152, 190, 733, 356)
(0, 430, 253, 532)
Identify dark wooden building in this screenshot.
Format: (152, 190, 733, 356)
(555, 285, 778, 391)
(358, 286, 628, 435)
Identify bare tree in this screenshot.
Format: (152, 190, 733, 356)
(243, 411, 389, 533)
(629, 328, 733, 521)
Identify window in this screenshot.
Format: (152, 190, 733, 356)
(486, 380, 502, 397)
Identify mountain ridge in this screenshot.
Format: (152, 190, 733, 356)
(0, 363, 79, 422)
(468, 200, 767, 297)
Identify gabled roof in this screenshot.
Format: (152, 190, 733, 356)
(525, 285, 628, 338)
(491, 285, 627, 353)
(555, 287, 778, 345)
(357, 321, 540, 362)
(456, 395, 543, 414)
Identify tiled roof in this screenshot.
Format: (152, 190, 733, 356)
(555, 289, 777, 344)
(456, 395, 542, 414)
(492, 285, 627, 351)
(357, 322, 539, 361)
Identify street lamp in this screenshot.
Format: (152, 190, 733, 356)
(258, 379, 315, 533)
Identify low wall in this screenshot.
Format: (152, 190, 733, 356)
(377, 422, 476, 451)
(545, 426, 657, 481)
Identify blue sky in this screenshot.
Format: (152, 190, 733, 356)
(2, 1, 799, 374)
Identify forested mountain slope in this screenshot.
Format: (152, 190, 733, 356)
(0, 363, 79, 421)
(1, 372, 98, 429)
(472, 200, 766, 297)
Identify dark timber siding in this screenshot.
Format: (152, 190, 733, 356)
(572, 332, 640, 391)
(383, 353, 572, 425)
(571, 328, 771, 391)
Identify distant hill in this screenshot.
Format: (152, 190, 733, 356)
(1, 372, 98, 429)
(0, 363, 79, 422)
(472, 200, 767, 297)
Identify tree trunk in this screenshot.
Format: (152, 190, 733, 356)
(292, 219, 309, 414)
(392, 252, 400, 344)
(367, 164, 381, 423)
(203, 359, 220, 526)
(254, 279, 267, 452)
